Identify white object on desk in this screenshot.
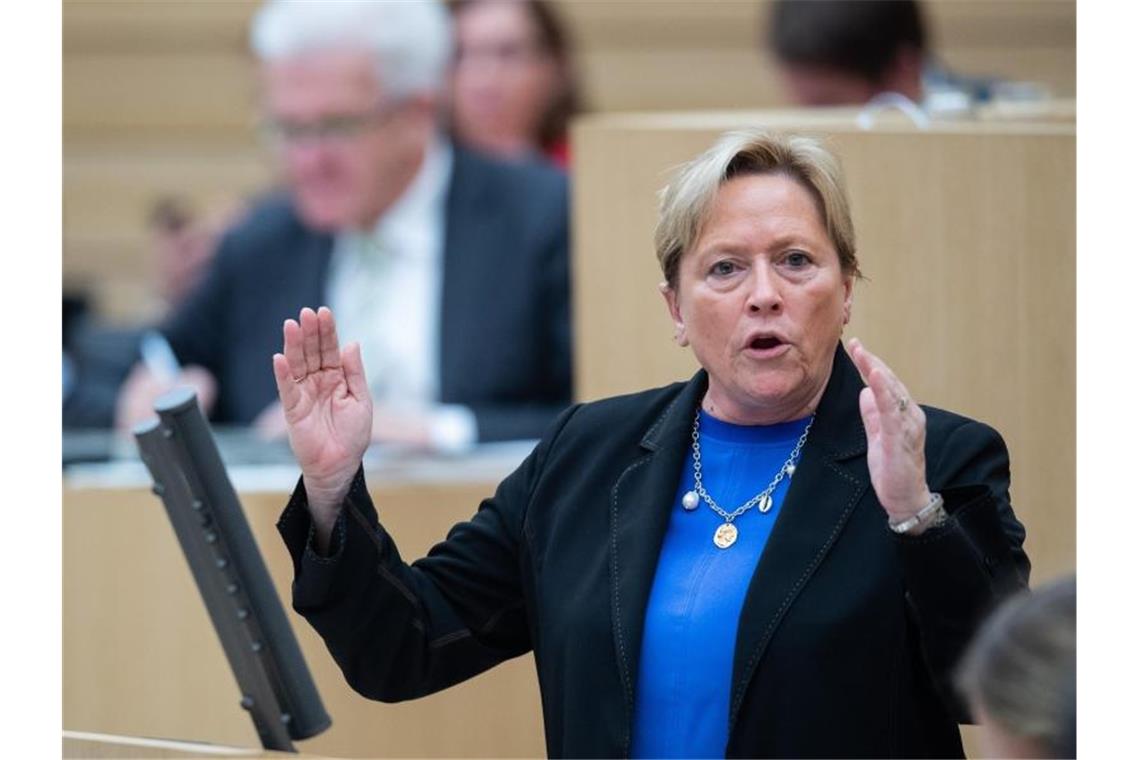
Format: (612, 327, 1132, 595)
(139, 330, 181, 382)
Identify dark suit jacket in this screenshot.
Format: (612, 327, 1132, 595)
(278, 346, 1029, 758)
(161, 146, 571, 442)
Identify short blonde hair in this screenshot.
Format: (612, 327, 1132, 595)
(655, 129, 861, 289)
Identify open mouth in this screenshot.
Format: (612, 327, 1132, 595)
(744, 334, 790, 358)
(749, 336, 783, 350)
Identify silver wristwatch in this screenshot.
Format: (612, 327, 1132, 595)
(888, 492, 947, 534)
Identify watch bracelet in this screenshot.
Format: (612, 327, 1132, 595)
(888, 492, 947, 534)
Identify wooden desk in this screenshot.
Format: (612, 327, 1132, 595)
(63, 466, 546, 758)
(62, 730, 307, 759)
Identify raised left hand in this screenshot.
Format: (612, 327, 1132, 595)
(847, 338, 932, 524)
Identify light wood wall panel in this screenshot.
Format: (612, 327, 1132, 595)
(571, 112, 1075, 586)
(63, 481, 546, 758)
(65, 53, 258, 139)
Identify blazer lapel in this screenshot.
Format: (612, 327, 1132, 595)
(609, 371, 707, 752)
(727, 346, 871, 731)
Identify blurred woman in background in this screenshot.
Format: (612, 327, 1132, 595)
(449, 0, 581, 167)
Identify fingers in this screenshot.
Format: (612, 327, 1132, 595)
(284, 307, 343, 380)
(849, 337, 899, 391)
(300, 307, 321, 374)
(850, 340, 930, 516)
(317, 306, 340, 369)
(282, 319, 307, 380)
(858, 386, 881, 439)
(272, 353, 301, 412)
(848, 338, 914, 416)
(865, 365, 903, 435)
(341, 341, 371, 402)
(847, 337, 874, 385)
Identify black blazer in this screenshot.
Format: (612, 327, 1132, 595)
(279, 346, 1029, 758)
(161, 146, 572, 441)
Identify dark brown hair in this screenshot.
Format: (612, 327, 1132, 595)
(769, 0, 927, 85)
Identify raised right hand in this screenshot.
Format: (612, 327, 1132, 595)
(272, 307, 373, 532)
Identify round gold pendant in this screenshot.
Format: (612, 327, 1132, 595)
(713, 522, 738, 549)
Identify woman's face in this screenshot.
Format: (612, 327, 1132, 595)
(662, 173, 853, 424)
(451, 0, 560, 155)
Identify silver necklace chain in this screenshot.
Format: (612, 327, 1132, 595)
(690, 410, 814, 524)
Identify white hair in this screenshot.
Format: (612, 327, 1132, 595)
(250, 0, 453, 99)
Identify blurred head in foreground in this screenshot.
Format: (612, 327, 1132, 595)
(956, 576, 1076, 759)
(767, 0, 926, 106)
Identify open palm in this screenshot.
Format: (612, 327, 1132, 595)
(847, 338, 931, 521)
(272, 307, 373, 501)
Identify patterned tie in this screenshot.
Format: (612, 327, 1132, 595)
(334, 231, 435, 409)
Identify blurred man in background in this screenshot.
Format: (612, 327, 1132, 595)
(149, 196, 246, 308)
(767, 0, 1004, 109)
(768, 0, 927, 106)
(63, 196, 240, 430)
(114, 0, 572, 449)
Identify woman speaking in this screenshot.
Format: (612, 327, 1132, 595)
(273, 130, 1029, 758)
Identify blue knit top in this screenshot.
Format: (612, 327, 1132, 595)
(630, 410, 812, 758)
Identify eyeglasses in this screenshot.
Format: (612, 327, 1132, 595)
(258, 102, 400, 147)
